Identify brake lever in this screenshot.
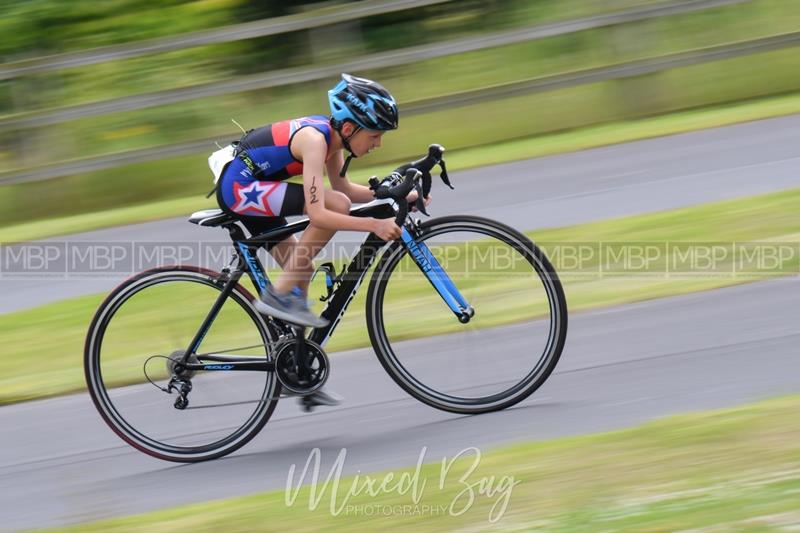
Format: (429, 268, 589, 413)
(439, 157, 453, 190)
(411, 180, 428, 216)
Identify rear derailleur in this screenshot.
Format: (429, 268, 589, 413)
(165, 350, 199, 410)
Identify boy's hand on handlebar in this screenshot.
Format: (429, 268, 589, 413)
(373, 218, 402, 241)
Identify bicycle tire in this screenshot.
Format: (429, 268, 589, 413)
(84, 265, 280, 462)
(365, 215, 567, 414)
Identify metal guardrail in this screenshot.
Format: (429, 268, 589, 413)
(402, 31, 800, 115)
(0, 0, 749, 130)
(0, 0, 451, 80)
(2, 29, 796, 186)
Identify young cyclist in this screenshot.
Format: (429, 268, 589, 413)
(214, 73, 430, 408)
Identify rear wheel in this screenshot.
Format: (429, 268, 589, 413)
(366, 216, 567, 414)
(84, 266, 280, 462)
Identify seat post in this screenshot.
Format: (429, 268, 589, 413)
(226, 222, 247, 241)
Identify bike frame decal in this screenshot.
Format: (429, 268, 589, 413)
(311, 233, 385, 348)
(237, 242, 269, 293)
(400, 227, 470, 314)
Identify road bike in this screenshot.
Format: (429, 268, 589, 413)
(85, 144, 568, 462)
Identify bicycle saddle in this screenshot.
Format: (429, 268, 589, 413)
(188, 209, 236, 227)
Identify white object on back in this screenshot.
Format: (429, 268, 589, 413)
(208, 144, 236, 183)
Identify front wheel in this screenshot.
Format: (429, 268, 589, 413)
(84, 266, 280, 462)
(366, 216, 567, 414)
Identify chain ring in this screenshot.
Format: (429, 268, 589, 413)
(274, 339, 329, 395)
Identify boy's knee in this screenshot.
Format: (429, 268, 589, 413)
(327, 191, 351, 214)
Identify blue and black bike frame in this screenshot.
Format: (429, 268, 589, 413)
(399, 225, 474, 323)
(177, 200, 472, 373)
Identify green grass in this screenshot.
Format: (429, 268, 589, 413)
(5, 89, 800, 243)
(0, 195, 218, 243)
(40, 394, 800, 531)
(3, 187, 800, 405)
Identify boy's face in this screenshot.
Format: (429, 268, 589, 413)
(343, 123, 384, 157)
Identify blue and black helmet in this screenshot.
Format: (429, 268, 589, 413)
(328, 73, 398, 131)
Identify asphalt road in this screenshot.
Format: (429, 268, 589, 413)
(1, 278, 798, 530)
(2, 114, 800, 313)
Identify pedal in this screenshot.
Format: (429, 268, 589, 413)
(273, 338, 329, 395)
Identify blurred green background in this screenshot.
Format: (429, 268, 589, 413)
(1, 0, 799, 229)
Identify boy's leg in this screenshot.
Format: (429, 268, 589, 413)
(268, 235, 297, 269)
(271, 189, 351, 295)
(264, 189, 351, 408)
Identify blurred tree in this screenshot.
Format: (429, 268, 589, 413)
(224, 0, 328, 75)
(0, 0, 238, 59)
(360, 0, 506, 52)
(232, 0, 320, 19)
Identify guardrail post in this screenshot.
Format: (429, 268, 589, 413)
(303, 2, 366, 63)
(610, 15, 663, 119)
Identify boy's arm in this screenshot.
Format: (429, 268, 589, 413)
(294, 128, 375, 232)
(326, 151, 376, 204)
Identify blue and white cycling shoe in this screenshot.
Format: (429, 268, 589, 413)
(254, 285, 329, 329)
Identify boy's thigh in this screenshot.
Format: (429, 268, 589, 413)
(218, 167, 305, 218)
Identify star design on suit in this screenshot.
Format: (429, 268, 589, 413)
(231, 181, 280, 216)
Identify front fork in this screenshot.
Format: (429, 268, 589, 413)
(400, 222, 474, 323)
